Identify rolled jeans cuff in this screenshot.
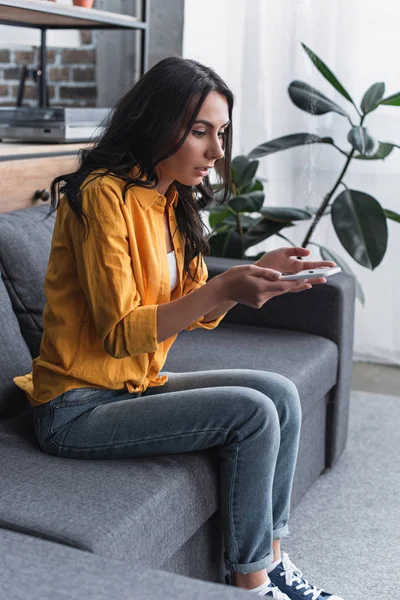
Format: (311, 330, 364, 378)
(273, 523, 290, 540)
(224, 547, 275, 575)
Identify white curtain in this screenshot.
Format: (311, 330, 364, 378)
(183, 0, 400, 365)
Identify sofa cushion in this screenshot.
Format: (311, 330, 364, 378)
(0, 528, 249, 600)
(0, 423, 220, 569)
(0, 276, 32, 417)
(165, 323, 338, 416)
(0, 204, 55, 358)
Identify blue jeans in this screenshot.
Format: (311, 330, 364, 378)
(32, 368, 301, 575)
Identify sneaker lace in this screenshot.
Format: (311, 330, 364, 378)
(264, 584, 291, 600)
(280, 552, 324, 600)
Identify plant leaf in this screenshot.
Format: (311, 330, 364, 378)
(208, 230, 244, 258)
(238, 160, 259, 191)
(208, 209, 233, 228)
(288, 80, 349, 117)
(331, 189, 388, 269)
(216, 214, 261, 230)
(248, 133, 334, 159)
(259, 207, 312, 222)
(229, 191, 265, 213)
(231, 154, 258, 187)
(204, 199, 233, 213)
(384, 209, 400, 223)
(360, 82, 385, 114)
(311, 242, 365, 305)
(242, 219, 294, 250)
(379, 91, 400, 106)
(301, 43, 355, 105)
(347, 127, 377, 156)
(241, 178, 264, 194)
(354, 142, 394, 160)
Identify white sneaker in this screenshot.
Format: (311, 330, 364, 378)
(225, 573, 291, 599)
(267, 552, 345, 600)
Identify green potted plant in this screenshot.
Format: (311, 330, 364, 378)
(205, 43, 400, 303)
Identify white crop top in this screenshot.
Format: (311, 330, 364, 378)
(167, 250, 179, 290)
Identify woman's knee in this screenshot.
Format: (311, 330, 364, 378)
(232, 386, 281, 432)
(240, 370, 302, 424)
(270, 373, 302, 429)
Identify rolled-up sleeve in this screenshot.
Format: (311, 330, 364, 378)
(68, 183, 158, 358)
(183, 254, 227, 331)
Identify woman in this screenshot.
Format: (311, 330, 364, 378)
(14, 56, 344, 600)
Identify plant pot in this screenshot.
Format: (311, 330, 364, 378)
(72, 0, 94, 7)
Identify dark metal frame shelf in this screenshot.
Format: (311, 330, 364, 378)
(0, 0, 149, 107)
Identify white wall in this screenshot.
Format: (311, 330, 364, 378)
(183, 0, 400, 365)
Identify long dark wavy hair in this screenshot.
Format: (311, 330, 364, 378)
(47, 56, 234, 284)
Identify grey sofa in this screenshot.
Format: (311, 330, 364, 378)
(0, 204, 356, 598)
(0, 528, 251, 600)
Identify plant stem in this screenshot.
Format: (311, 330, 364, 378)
(301, 147, 355, 248)
(236, 213, 243, 238)
(301, 115, 365, 248)
(231, 182, 246, 257)
(235, 214, 245, 258)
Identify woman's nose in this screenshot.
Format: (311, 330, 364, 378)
(208, 138, 225, 161)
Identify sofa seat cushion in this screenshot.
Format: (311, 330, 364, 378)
(0, 528, 249, 600)
(0, 419, 219, 568)
(165, 323, 339, 416)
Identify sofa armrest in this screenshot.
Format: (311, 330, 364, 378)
(205, 255, 356, 468)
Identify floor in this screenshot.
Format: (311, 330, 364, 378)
(351, 361, 400, 396)
(286, 389, 398, 600)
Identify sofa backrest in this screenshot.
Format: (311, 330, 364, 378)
(0, 204, 55, 359)
(0, 273, 32, 417)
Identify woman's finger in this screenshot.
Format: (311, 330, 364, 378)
(287, 276, 326, 292)
(284, 247, 311, 257)
(295, 260, 336, 271)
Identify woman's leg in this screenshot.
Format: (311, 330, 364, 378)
(33, 369, 301, 576)
(149, 369, 302, 547)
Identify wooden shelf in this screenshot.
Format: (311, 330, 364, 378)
(0, 141, 92, 161)
(0, 0, 144, 30)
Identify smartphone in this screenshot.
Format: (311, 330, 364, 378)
(279, 267, 341, 281)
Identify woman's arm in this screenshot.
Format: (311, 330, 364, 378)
(156, 276, 229, 342)
(202, 299, 238, 323)
(179, 254, 235, 331)
(69, 182, 233, 352)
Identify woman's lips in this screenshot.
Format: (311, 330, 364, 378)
(195, 167, 209, 176)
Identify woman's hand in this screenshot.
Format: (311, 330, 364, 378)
(216, 264, 318, 308)
(254, 246, 336, 292)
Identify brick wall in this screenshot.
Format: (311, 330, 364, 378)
(0, 31, 97, 108)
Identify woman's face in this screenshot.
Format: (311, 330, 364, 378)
(156, 91, 230, 194)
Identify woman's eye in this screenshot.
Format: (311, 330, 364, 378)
(192, 130, 226, 138)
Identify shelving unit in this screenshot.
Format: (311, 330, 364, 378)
(0, 0, 149, 107)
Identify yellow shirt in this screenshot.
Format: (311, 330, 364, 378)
(14, 171, 227, 407)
